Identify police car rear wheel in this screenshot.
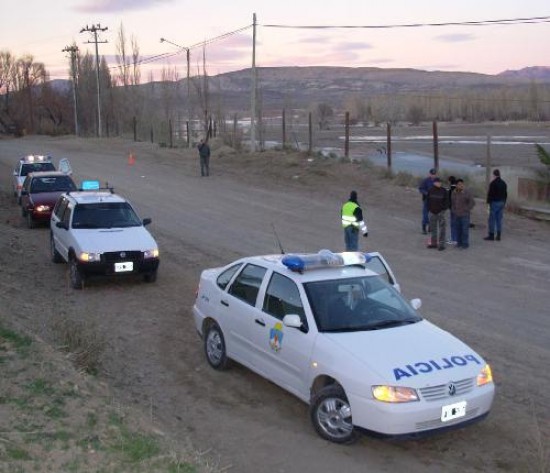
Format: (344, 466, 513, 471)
(69, 257, 84, 290)
(310, 385, 358, 444)
(204, 323, 229, 370)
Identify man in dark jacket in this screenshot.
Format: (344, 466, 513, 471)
(451, 179, 475, 249)
(484, 169, 507, 241)
(426, 177, 449, 250)
(197, 139, 211, 177)
(418, 168, 437, 234)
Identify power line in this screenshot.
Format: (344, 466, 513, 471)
(262, 15, 550, 29)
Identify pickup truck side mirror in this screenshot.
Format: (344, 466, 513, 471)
(410, 298, 422, 310)
(55, 221, 68, 230)
(142, 218, 152, 226)
(20, 190, 28, 196)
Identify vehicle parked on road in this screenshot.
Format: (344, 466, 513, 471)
(50, 181, 160, 289)
(12, 155, 56, 202)
(20, 171, 77, 228)
(193, 250, 495, 443)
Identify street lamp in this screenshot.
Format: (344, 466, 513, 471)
(160, 37, 191, 147)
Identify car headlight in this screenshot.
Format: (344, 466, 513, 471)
(79, 252, 101, 262)
(476, 364, 493, 387)
(144, 249, 159, 259)
(372, 385, 419, 403)
(35, 205, 50, 212)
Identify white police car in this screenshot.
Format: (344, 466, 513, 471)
(193, 250, 494, 443)
(50, 181, 160, 289)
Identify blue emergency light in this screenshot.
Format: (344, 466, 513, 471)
(282, 250, 373, 272)
(80, 180, 100, 190)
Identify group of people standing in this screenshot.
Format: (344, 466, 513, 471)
(340, 168, 507, 252)
(418, 167, 507, 250)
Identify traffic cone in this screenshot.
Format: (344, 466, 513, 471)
(128, 153, 136, 166)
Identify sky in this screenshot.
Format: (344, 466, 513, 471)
(1, 0, 550, 83)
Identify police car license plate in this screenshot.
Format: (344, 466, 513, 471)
(441, 401, 467, 422)
(114, 262, 133, 273)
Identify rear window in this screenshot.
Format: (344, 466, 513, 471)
(21, 162, 55, 176)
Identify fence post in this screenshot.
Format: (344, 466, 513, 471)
(485, 135, 492, 189)
(150, 127, 154, 144)
(432, 120, 439, 171)
(233, 114, 238, 148)
(344, 111, 350, 160)
(386, 122, 392, 170)
(282, 109, 286, 149)
(308, 112, 313, 155)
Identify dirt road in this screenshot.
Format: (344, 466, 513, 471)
(1, 135, 549, 472)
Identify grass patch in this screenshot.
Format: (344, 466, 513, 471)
(0, 325, 32, 353)
(5, 447, 32, 461)
(25, 378, 55, 396)
(111, 427, 161, 463)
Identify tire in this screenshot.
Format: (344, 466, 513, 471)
(50, 234, 62, 263)
(204, 322, 230, 370)
(309, 384, 359, 444)
(26, 212, 35, 229)
(69, 256, 84, 290)
(143, 270, 157, 283)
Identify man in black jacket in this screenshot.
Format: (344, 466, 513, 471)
(484, 169, 508, 241)
(426, 178, 449, 250)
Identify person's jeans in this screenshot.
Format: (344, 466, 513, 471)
(449, 212, 457, 242)
(455, 215, 471, 248)
(344, 226, 359, 251)
(200, 155, 210, 176)
(429, 212, 446, 247)
(488, 200, 505, 234)
(422, 199, 429, 227)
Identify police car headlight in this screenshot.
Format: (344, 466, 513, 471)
(79, 252, 101, 262)
(36, 205, 50, 212)
(144, 249, 159, 259)
(476, 364, 493, 387)
(372, 385, 419, 403)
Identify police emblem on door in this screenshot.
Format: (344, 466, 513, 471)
(269, 322, 284, 352)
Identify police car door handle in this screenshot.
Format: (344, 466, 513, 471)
(255, 318, 266, 327)
(221, 300, 229, 307)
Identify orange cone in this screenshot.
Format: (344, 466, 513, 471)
(128, 153, 136, 166)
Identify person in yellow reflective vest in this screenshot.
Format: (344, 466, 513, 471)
(341, 190, 368, 251)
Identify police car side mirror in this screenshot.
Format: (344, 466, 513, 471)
(283, 314, 303, 329)
(142, 218, 152, 226)
(410, 298, 422, 310)
(56, 221, 68, 230)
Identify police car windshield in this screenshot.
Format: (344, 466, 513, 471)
(72, 202, 142, 229)
(304, 275, 422, 333)
(21, 162, 55, 176)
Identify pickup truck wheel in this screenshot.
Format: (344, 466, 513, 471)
(204, 322, 230, 370)
(50, 234, 62, 263)
(69, 256, 84, 289)
(143, 270, 157, 283)
(310, 385, 358, 444)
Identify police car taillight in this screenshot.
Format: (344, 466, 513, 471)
(282, 250, 373, 272)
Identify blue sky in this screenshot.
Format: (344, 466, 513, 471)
(2, 0, 549, 81)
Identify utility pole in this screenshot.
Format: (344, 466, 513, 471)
(80, 23, 108, 137)
(160, 38, 191, 147)
(62, 45, 79, 136)
(250, 13, 257, 152)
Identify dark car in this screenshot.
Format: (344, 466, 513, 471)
(20, 171, 77, 228)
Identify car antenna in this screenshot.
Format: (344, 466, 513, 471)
(271, 223, 285, 254)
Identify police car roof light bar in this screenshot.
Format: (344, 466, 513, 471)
(282, 250, 373, 272)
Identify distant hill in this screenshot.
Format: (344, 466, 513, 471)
(498, 66, 550, 81)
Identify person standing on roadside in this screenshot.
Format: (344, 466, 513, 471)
(341, 190, 368, 251)
(418, 168, 438, 234)
(484, 169, 507, 241)
(197, 138, 211, 177)
(426, 177, 448, 250)
(451, 179, 475, 249)
(447, 176, 458, 245)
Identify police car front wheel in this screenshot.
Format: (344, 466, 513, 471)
(310, 385, 359, 444)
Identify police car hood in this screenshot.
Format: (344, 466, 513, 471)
(322, 320, 485, 386)
(75, 227, 157, 252)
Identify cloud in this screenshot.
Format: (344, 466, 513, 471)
(332, 41, 373, 52)
(74, 0, 173, 13)
(434, 33, 475, 43)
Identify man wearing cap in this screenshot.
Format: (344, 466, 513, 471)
(341, 191, 368, 251)
(484, 169, 508, 241)
(418, 168, 438, 234)
(426, 177, 449, 250)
